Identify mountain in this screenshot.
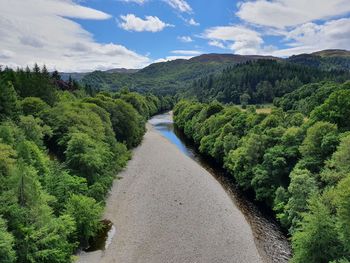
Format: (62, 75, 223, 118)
(287, 49, 350, 71)
(104, 68, 139, 74)
(81, 54, 280, 95)
(80, 50, 350, 95)
(59, 68, 139, 82)
(59, 72, 88, 82)
(311, 49, 350, 57)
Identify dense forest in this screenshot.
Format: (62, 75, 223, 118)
(183, 60, 350, 105)
(174, 80, 350, 263)
(0, 65, 172, 262)
(288, 51, 350, 71)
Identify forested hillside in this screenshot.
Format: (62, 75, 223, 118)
(173, 80, 350, 263)
(183, 60, 350, 104)
(0, 65, 172, 262)
(288, 49, 350, 71)
(80, 54, 281, 95)
(78, 50, 350, 96)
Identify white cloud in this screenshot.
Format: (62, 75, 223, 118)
(270, 18, 350, 56)
(187, 18, 200, 26)
(171, 50, 202, 55)
(178, 36, 193, 42)
(119, 0, 147, 4)
(154, 55, 194, 63)
(208, 40, 226, 49)
(165, 0, 192, 13)
(202, 25, 264, 54)
(0, 0, 150, 72)
(236, 0, 350, 29)
(119, 14, 173, 32)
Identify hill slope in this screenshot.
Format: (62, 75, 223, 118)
(287, 49, 350, 71)
(80, 50, 350, 95)
(81, 54, 280, 95)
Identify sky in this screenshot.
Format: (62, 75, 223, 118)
(0, 0, 350, 72)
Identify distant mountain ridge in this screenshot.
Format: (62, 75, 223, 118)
(287, 49, 350, 71)
(69, 49, 350, 94)
(80, 53, 281, 94)
(311, 49, 350, 57)
(59, 68, 139, 81)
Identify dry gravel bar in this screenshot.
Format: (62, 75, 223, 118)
(78, 122, 263, 263)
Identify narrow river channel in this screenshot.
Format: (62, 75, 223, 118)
(78, 112, 291, 263)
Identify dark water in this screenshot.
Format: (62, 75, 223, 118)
(85, 219, 116, 252)
(150, 112, 292, 263)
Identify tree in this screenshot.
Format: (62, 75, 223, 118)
(321, 134, 350, 185)
(285, 168, 318, 231)
(291, 196, 341, 263)
(65, 194, 102, 246)
(299, 121, 338, 173)
(18, 115, 52, 147)
(240, 92, 250, 108)
(0, 80, 19, 121)
(84, 96, 146, 148)
(334, 175, 350, 254)
(65, 132, 113, 184)
(311, 89, 350, 131)
(0, 217, 16, 263)
(21, 97, 49, 117)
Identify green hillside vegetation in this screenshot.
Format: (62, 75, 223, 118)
(81, 54, 281, 95)
(0, 65, 172, 262)
(79, 50, 350, 96)
(275, 81, 350, 115)
(183, 60, 350, 105)
(173, 80, 350, 263)
(288, 50, 350, 71)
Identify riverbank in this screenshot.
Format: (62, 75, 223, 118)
(78, 113, 263, 263)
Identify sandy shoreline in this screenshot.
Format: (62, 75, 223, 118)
(78, 119, 263, 263)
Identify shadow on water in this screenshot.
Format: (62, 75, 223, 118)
(85, 219, 116, 252)
(150, 112, 292, 263)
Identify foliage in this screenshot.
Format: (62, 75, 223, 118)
(0, 79, 20, 121)
(183, 60, 350, 104)
(0, 66, 163, 262)
(174, 81, 350, 262)
(65, 194, 102, 246)
(0, 217, 16, 263)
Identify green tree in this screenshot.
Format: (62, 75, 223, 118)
(291, 196, 341, 263)
(321, 135, 350, 185)
(65, 194, 102, 246)
(0, 217, 16, 263)
(311, 89, 350, 131)
(0, 80, 19, 121)
(239, 92, 250, 108)
(286, 168, 318, 231)
(334, 175, 350, 254)
(21, 97, 49, 117)
(65, 132, 113, 184)
(299, 121, 338, 173)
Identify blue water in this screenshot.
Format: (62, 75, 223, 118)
(149, 113, 195, 158)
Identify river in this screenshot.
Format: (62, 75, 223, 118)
(78, 112, 291, 263)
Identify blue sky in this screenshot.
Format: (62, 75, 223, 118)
(76, 0, 238, 59)
(0, 0, 350, 71)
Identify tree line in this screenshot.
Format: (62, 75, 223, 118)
(174, 80, 350, 263)
(0, 65, 173, 262)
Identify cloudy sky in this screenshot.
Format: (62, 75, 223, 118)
(0, 0, 349, 72)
